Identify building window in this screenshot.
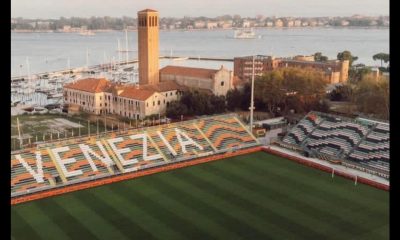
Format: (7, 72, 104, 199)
(100, 103, 102, 107)
(163, 99, 165, 104)
(153, 101, 155, 106)
(170, 92, 172, 96)
(221, 81, 224, 86)
(147, 103, 148, 107)
(165, 93, 168, 97)
(105, 103, 107, 107)
(158, 100, 160, 105)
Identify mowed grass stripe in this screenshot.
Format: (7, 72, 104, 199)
(193, 164, 342, 239)
(179, 168, 327, 239)
(226, 153, 389, 238)
(131, 176, 240, 240)
(11, 151, 389, 240)
(11, 209, 44, 240)
(56, 193, 135, 240)
(115, 180, 217, 240)
(35, 199, 99, 239)
(230, 152, 388, 211)
(201, 159, 382, 239)
(90, 185, 180, 240)
(149, 173, 282, 240)
(12, 204, 71, 240)
(233, 154, 389, 216)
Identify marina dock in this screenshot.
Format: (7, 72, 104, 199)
(11, 56, 233, 82)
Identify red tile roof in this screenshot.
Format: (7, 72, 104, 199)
(118, 86, 155, 101)
(64, 78, 111, 93)
(140, 81, 187, 92)
(160, 65, 218, 79)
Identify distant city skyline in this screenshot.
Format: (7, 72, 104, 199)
(12, 0, 389, 19)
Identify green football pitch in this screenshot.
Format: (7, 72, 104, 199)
(11, 151, 389, 240)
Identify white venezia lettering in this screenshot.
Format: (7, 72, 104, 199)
(79, 141, 114, 172)
(15, 152, 44, 183)
(157, 130, 177, 156)
(175, 128, 203, 153)
(51, 146, 83, 178)
(107, 134, 162, 173)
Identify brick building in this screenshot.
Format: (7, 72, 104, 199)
(63, 9, 234, 119)
(64, 78, 185, 119)
(233, 55, 349, 84)
(160, 65, 233, 96)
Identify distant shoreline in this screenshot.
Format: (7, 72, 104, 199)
(11, 26, 389, 33)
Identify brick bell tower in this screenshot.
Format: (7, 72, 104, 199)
(137, 9, 160, 85)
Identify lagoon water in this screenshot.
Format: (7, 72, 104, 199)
(11, 27, 389, 77)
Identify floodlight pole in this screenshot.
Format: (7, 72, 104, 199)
(104, 115, 107, 133)
(88, 120, 90, 137)
(249, 55, 255, 133)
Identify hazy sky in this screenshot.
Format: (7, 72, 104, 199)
(12, 0, 389, 19)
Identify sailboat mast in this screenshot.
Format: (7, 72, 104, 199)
(118, 38, 121, 64)
(17, 117, 22, 148)
(125, 29, 129, 64)
(26, 57, 31, 93)
(86, 48, 89, 69)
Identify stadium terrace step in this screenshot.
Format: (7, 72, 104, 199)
(281, 111, 389, 175)
(11, 114, 260, 197)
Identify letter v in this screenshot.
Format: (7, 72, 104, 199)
(15, 152, 45, 183)
(157, 131, 177, 156)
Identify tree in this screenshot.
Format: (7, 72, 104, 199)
(353, 76, 389, 120)
(329, 84, 353, 101)
(337, 50, 358, 66)
(255, 67, 327, 116)
(349, 66, 372, 83)
(166, 101, 188, 118)
(166, 90, 227, 118)
(372, 53, 389, 67)
(314, 52, 328, 62)
(210, 95, 226, 113)
(226, 88, 242, 111)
